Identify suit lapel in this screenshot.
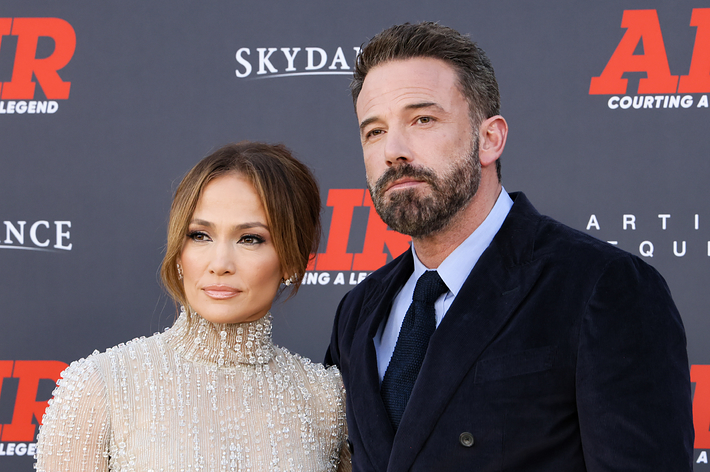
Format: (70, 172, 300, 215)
(388, 193, 546, 471)
(348, 252, 414, 471)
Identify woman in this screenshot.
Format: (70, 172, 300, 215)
(36, 142, 350, 471)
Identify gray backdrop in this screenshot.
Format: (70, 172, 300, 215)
(1, 1, 709, 469)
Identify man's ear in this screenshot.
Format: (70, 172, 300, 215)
(478, 115, 508, 168)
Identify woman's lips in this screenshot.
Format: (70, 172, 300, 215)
(202, 285, 240, 300)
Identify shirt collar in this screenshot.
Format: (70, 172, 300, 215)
(411, 188, 513, 296)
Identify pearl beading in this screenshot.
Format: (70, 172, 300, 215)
(35, 308, 349, 471)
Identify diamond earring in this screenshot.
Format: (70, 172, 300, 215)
(283, 274, 298, 286)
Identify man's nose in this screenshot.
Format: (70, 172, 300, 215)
(383, 129, 413, 167)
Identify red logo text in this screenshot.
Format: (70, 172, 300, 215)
(0, 18, 75, 100)
(590, 9, 710, 95)
(308, 189, 411, 272)
(0, 360, 67, 442)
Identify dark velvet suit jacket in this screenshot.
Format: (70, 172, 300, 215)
(326, 192, 693, 472)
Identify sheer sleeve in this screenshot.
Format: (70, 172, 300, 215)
(336, 419, 351, 472)
(335, 371, 351, 472)
(35, 357, 111, 472)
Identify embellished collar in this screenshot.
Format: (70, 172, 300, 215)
(165, 306, 275, 367)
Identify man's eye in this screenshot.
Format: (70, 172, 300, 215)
(366, 129, 383, 138)
(418, 116, 432, 124)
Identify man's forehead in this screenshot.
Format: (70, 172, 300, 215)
(356, 57, 460, 117)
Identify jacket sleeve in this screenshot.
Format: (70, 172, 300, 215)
(325, 292, 350, 369)
(35, 357, 110, 472)
(576, 255, 694, 471)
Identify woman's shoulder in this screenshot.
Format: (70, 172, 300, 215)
(275, 346, 344, 391)
(67, 332, 165, 375)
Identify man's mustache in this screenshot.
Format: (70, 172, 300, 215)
(372, 164, 439, 197)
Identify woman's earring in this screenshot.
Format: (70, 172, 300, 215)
(177, 263, 183, 280)
(283, 274, 298, 286)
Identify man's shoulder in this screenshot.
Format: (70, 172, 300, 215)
(341, 249, 411, 304)
(506, 191, 658, 276)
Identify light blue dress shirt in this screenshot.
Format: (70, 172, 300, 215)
(374, 189, 514, 382)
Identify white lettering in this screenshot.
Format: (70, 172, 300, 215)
(7, 101, 16, 113)
(27, 443, 36, 456)
(15, 443, 26, 456)
(235, 48, 252, 77)
(6, 443, 14, 455)
(608, 96, 619, 109)
(36, 101, 47, 113)
(654, 95, 664, 108)
(586, 214, 600, 230)
(303, 271, 367, 286)
(16, 101, 27, 113)
(643, 96, 654, 108)
(304, 272, 318, 284)
(305, 47, 327, 70)
(639, 241, 654, 257)
(697, 451, 708, 463)
(681, 95, 693, 108)
(4, 221, 26, 244)
(257, 48, 278, 74)
(696, 214, 700, 230)
(47, 101, 58, 113)
(663, 95, 669, 108)
(669, 95, 680, 108)
(619, 96, 632, 109)
(317, 272, 330, 285)
(328, 47, 349, 70)
(30, 220, 51, 247)
(280, 47, 301, 71)
(623, 214, 636, 230)
(54, 221, 72, 250)
(632, 95, 643, 109)
(673, 241, 686, 257)
(658, 214, 670, 230)
(698, 95, 709, 108)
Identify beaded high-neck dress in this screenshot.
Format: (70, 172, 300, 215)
(35, 308, 350, 471)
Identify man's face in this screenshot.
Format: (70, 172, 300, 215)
(356, 57, 480, 238)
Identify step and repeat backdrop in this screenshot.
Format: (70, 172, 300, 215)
(1, 1, 709, 469)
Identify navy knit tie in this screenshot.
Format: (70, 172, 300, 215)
(381, 270, 448, 430)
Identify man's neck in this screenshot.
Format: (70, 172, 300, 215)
(413, 183, 502, 269)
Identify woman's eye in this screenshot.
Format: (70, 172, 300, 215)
(239, 234, 265, 245)
(187, 231, 210, 242)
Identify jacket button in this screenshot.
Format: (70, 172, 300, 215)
(459, 432, 475, 447)
(346, 438, 354, 454)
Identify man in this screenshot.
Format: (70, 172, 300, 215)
(325, 22, 693, 471)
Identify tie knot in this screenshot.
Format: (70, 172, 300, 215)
(412, 270, 448, 305)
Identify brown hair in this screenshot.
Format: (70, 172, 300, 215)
(351, 21, 502, 180)
(160, 142, 321, 308)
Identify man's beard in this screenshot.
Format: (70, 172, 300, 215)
(367, 139, 481, 238)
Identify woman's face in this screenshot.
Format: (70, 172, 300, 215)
(179, 172, 285, 324)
